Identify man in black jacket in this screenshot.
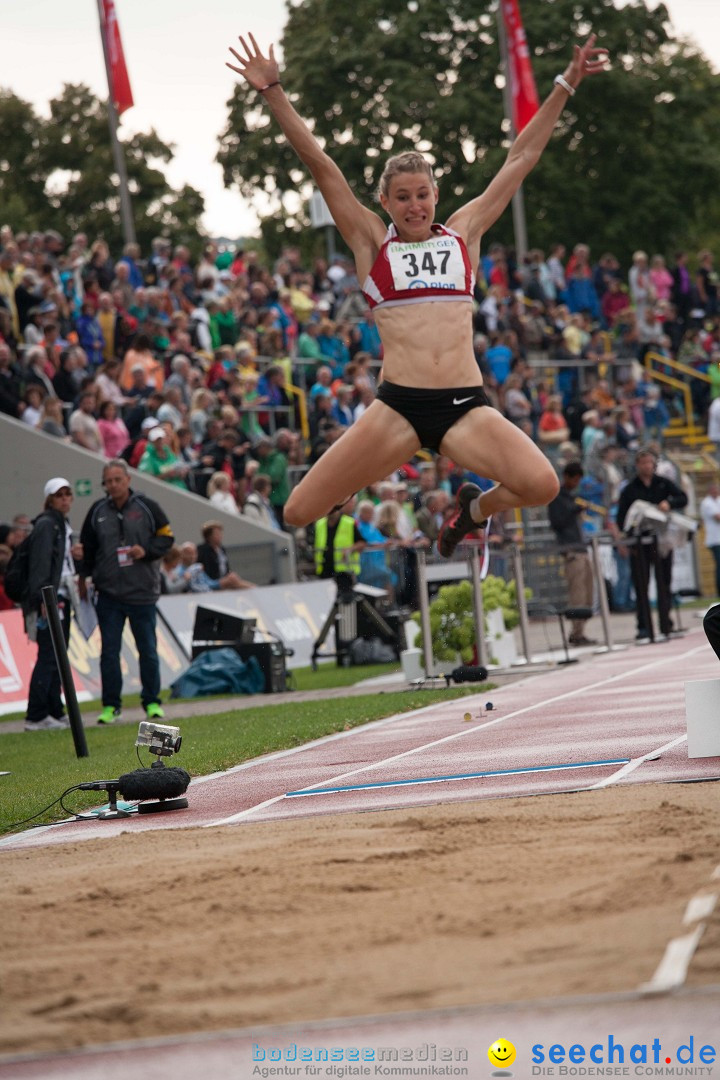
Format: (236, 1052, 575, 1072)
(23, 478, 84, 731)
(616, 447, 688, 642)
(78, 459, 173, 724)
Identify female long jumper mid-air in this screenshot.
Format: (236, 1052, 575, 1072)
(227, 31, 609, 557)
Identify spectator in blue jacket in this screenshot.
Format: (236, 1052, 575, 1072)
(356, 308, 382, 358)
(75, 301, 105, 368)
(642, 385, 670, 442)
(117, 242, 145, 290)
(355, 500, 395, 594)
(332, 384, 355, 427)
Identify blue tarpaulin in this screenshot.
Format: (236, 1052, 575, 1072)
(170, 647, 265, 699)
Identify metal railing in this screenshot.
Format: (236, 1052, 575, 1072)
(413, 536, 619, 673)
(643, 350, 712, 445)
(239, 404, 294, 438)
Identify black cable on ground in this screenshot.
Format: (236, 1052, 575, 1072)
(7, 785, 87, 830)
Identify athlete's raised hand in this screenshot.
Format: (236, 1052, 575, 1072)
(226, 33, 279, 90)
(563, 33, 610, 91)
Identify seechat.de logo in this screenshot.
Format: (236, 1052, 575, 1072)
(531, 1034, 717, 1070)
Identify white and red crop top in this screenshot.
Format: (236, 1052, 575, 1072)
(362, 223, 475, 310)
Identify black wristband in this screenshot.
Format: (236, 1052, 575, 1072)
(260, 80, 282, 93)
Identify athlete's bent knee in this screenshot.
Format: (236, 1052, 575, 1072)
(284, 490, 310, 528)
(535, 462, 560, 505)
(515, 459, 559, 508)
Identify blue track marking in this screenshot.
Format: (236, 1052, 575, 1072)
(285, 758, 631, 798)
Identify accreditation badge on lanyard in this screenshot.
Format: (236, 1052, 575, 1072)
(117, 546, 133, 567)
(115, 509, 133, 567)
(387, 234, 466, 294)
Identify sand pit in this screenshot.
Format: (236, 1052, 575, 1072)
(2, 781, 719, 1056)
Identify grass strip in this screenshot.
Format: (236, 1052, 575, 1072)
(0, 663, 403, 725)
(0, 685, 489, 835)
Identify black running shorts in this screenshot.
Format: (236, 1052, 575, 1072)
(376, 380, 491, 452)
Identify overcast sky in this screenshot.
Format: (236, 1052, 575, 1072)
(3, 0, 718, 240)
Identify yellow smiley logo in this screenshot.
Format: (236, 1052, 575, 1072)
(488, 1038, 516, 1069)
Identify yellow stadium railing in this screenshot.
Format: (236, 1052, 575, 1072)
(643, 350, 713, 446)
(284, 382, 310, 441)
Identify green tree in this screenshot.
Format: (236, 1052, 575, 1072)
(0, 85, 205, 252)
(218, 0, 720, 265)
(0, 90, 50, 231)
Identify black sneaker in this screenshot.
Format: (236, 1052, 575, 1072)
(438, 483, 485, 559)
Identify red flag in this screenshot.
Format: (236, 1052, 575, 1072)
(101, 0, 134, 115)
(501, 0, 539, 132)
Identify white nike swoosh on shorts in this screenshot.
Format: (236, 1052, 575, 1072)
(453, 396, 475, 405)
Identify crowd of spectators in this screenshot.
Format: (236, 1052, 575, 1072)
(1, 224, 719, 604)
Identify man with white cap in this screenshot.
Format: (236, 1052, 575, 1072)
(22, 478, 83, 731)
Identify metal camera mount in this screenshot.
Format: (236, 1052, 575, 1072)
(131, 722, 189, 813)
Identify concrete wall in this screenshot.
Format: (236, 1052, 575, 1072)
(0, 414, 296, 584)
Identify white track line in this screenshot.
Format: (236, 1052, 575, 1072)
(190, 697, 463, 787)
(206, 643, 706, 827)
(639, 924, 707, 994)
(285, 648, 704, 797)
(590, 734, 688, 789)
(683, 893, 718, 925)
(641, 825, 720, 995)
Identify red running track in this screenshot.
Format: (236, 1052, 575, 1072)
(2, 624, 719, 854)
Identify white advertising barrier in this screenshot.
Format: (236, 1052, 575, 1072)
(0, 608, 187, 716)
(0, 581, 337, 715)
(685, 677, 720, 759)
(156, 579, 336, 669)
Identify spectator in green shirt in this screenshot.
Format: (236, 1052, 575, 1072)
(239, 372, 265, 441)
(255, 430, 293, 527)
(297, 321, 324, 380)
(138, 426, 189, 490)
(210, 296, 238, 348)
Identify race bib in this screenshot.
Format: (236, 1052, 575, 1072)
(117, 545, 133, 567)
(388, 234, 466, 293)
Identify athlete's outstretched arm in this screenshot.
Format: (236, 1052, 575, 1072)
(227, 34, 382, 254)
(448, 34, 609, 245)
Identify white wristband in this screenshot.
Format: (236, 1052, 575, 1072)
(554, 74, 576, 96)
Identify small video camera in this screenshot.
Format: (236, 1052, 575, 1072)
(135, 721, 182, 758)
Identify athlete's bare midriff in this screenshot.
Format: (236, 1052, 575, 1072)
(374, 300, 482, 389)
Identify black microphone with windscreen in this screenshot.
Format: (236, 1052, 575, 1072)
(118, 765, 190, 814)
